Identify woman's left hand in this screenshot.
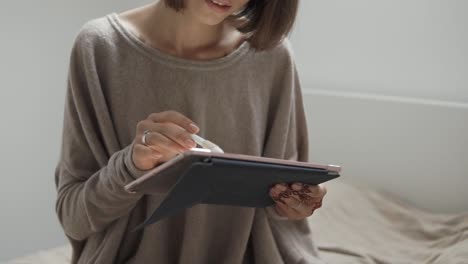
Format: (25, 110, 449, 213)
(269, 183, 327, 220)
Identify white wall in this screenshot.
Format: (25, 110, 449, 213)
(302, 91, 468, 214)
(1, 0, 467, 261)
(292, 0, 468, 103)
(0, 0, 150, 260)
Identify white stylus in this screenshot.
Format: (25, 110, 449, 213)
(190, 134, 224, 153)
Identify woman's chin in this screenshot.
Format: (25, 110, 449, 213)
(196, 15, 227, 26)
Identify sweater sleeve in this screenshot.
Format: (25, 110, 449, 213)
(262, 40, 310, 220)
(54, 24, 149, 241)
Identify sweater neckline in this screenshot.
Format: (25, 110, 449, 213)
(107, 13, 252, 70)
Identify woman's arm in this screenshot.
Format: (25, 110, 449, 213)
(55, 142, 144, 241)
(261, 39, 311, 220)
(54, 25, 147, 241)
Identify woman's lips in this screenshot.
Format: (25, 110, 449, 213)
(212, 0, 231, 6)
(205, 0, 232, 13)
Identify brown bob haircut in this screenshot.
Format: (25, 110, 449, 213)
(164, 0, 299, 51)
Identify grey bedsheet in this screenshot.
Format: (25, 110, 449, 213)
(309, 180, 468, 264)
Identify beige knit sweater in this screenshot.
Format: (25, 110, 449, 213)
(54, 13, 325, 264)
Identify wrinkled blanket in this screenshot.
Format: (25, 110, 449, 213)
(310, 180, 468, 264)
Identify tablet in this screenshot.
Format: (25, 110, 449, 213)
(124, 150, 341, 228)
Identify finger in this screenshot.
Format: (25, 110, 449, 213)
(301, 195, 323, 212)
(139, 121, 195, 150)
(270, 184, 288, 202)
(148, 111, 199, 133)
(134, 143, 163, 159)
(279, 192, 302, 212)
(287, 187, 316, 207)
(280, 192, 314, 217)
(289, 183, 316, 206)
(289, 194, 324, 210)
(274, 203, 288, 217)
(276, 200, 303, 220)
(313, 199, 323, 209)
(272, 184, 321, 218)
(269, 187, 281, 200)
(291, 182, 303, 191)
(152, 122, 197, 149)
(302, 184, 327, 198)
(133, 143, 164, 168)
(273, 183, 288, 192)
(146, 131, 185, 152)
(144, 131, 186, 154)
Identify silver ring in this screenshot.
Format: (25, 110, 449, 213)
(142, 129, 151, 146)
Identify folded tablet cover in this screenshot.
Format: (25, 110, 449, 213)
(130, 153, 340, 229)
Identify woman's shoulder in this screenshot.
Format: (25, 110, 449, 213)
(269, 38, 295, 58)
(250, 38, 296, 71)
(71, 14, 118, 54)
(253, 37, 295, 62)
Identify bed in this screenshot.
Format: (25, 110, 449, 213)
(310, 180, 468, 263)
(7, 179, 468, 264)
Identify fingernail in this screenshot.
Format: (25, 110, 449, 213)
(270, 189, 278, 198)
(276, 184, 287, 191)
(292, 183, 302, 190)
(189, 124, 199, 133)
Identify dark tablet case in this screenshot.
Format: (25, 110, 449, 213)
(126, 153, 340, 229)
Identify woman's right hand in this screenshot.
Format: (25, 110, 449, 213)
(131, 110, 200, 171)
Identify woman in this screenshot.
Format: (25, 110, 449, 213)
(55, 0, 328, 263)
